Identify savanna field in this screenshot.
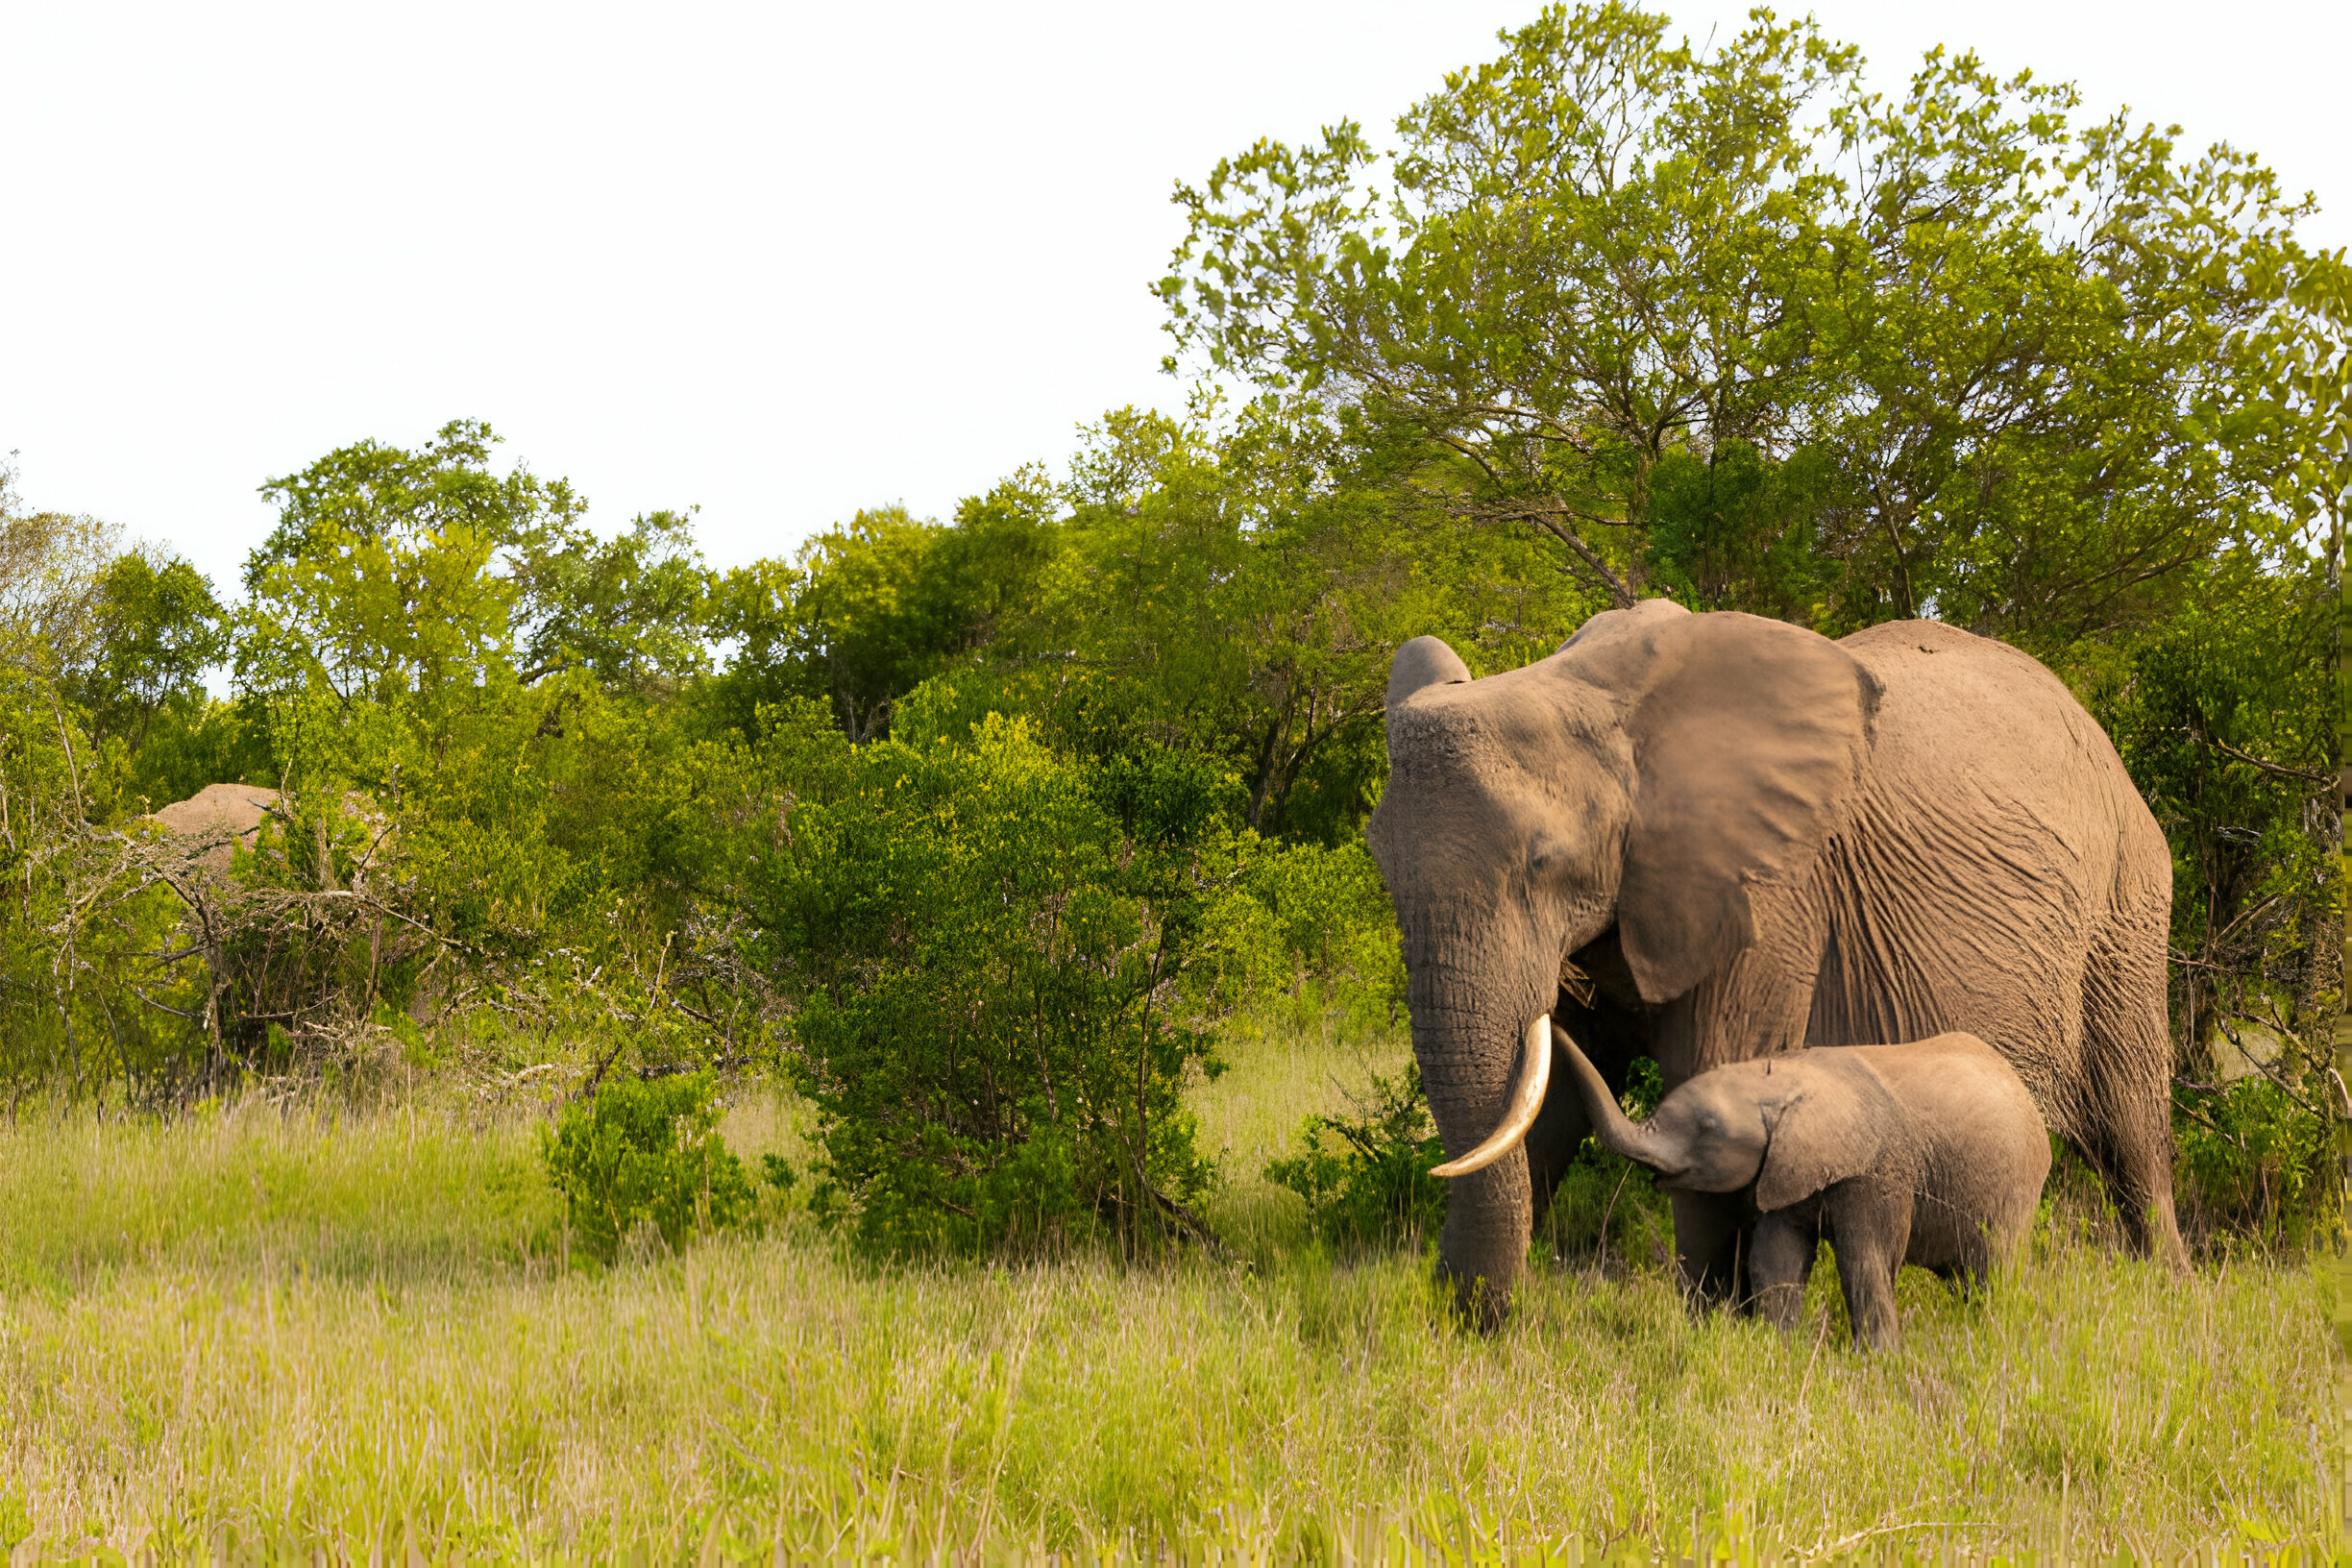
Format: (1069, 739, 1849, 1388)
(0, 1022, 2332, 1561)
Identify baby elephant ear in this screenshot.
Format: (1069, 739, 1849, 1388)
(1753, 1056, 1897, 1213)
(1386, 636, 1473, 708)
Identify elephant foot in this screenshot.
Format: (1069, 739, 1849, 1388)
(1434, 1260, 1514, 1335)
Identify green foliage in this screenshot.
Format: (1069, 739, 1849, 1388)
(2171, 1076, 2336, 1251)
(1264, 1064, 1446, 1251)
(1644, 444, 1841, 624)
(0, 662, 197, 1095)
(1216, 836, 1405, 1036)
(755, 717, 1240, 1256)
(2096, 552, 2337, 1081)
(240, 418, 551, 716)
(508, 507, 712, 693)
(712, 486, 1061, 745)
(67, 548, 229, 794)
(0, 4, 2336, 1268)
(539, 1071, 755, 1263)
(1034, 404, 1427, 839)
(1162, 3, 2329, 651)
(0, 499, 117, 675)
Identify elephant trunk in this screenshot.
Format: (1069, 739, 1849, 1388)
(1402, 960, 1555, 1331)
(1555, 1026, 1687, 1178)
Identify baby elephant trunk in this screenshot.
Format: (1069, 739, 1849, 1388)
(1555, 1026, 1688, 1178)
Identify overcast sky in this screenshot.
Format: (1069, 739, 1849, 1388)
(4, 1, 2345, 597)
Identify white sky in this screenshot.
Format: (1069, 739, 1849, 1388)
(4, 1, 2345, 598)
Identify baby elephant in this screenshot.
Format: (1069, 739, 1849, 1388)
(1557, 1027, 2050, 1350)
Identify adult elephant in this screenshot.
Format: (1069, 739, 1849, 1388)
(1364, 600, 2183, 1329)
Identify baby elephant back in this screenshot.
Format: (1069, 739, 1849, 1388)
(1858, 1033, 2051, 1269)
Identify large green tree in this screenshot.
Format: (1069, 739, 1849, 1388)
(1160, 3, 2330, 654)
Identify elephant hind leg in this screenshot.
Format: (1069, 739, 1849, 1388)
(2072, 1070, 2189, 1270)
(2077, 923, 2190, 1271)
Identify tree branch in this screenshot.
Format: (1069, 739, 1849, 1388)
(2199, 734, 2333, 787)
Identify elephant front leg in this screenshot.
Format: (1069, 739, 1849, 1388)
(1745, 1209, 1817, 1332)
(1668, 1189, 1752, 1311)
(1823, 1180, 1908, 1351)
(1435, 1157, 1533, 1334)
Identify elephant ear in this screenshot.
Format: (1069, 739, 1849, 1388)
(1753, 1054, 1897, 1212)
(1386, 635, 1473, 710)
(1599, 609, 1875, 1003)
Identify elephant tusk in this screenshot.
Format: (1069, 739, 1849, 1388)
(1430, 1015, 1553, 1178)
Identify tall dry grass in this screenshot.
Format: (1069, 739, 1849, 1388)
(0, 1028, 2334, 1561)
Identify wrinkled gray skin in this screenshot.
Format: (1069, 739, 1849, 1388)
(1557, 1027, 2050, 1350)
(1363, 601, 2181, 1331)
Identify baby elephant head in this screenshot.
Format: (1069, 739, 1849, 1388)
(1555, 1027, 1887, 1210)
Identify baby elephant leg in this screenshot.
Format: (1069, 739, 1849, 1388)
(1823, 1181, 1909, 1352)
(1932, 1236, 1995, 1301)
(1745, 1210, 1816, 1333)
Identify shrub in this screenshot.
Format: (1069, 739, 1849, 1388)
(540, 1070, 755, 1263)
(1265, 1064, 1447, 1252)
(2171, 1072, 2337, 1251)
(755, 717, 1245, 1258)
(1232, 838, 1406, 1038)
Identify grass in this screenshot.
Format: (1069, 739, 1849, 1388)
(0, 1023, 2337, 1562)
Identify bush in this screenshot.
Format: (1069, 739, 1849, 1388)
(756, 716, 1246, 1258)
(1265, 1064, 1447, 1252)
(2171, 1073, 2337, 1252)
(540, 1070, 755, 1263)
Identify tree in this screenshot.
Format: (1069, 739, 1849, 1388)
(0, 488, 118, 678)
(1803, 61, 2316, 648)
(1024, 404, 1418, 839)
(1160, 3, 2324, 653)
(507, 508, 713, 693)
(714, 484, 1065, 746)
(725, 506, 963, 743)
(2102, 551, 2338, 1075)
(240, 420, 542, 718)
(71, 549, 229, 754)
(1162, 5, 1851, 608)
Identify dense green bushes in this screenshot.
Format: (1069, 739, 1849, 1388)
(2171, 1075, 2336, 1250)
(751, 703, 1397, 1256)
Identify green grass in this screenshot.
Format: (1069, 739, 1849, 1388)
(0, 1028, 2336, 1561)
